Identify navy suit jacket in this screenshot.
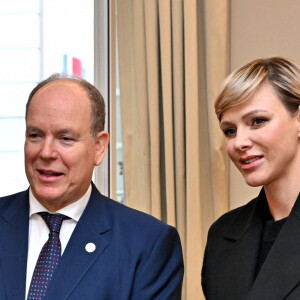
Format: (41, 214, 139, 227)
(202, 188, 300, 300)
(0, 183, 184, 300)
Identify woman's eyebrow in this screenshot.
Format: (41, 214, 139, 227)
(241, 109, 268, 120)
(220, 120, 234, 128)
(220, 109, 269, 127)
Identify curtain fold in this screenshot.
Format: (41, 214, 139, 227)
(116, 0, 229, 298)
(205, 0, 230, 220)
(184, 0, 203, 297)
(144, 0, 162, 219)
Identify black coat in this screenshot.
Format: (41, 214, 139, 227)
(202, 188, 300, 300)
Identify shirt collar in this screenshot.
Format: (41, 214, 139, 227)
(29, 184, 92, 222)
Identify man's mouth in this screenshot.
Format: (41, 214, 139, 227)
(38, 170, 63, 177)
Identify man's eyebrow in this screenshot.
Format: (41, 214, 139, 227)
(26, 126, 40, 132)
(58, 129, 80, 138)
(26, 127, 80, 138)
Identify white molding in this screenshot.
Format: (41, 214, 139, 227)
(94, 0, 110, 197)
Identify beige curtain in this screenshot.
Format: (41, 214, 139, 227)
(116, 0, 229, 298)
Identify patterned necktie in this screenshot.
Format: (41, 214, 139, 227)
(27, 212, 69, 300)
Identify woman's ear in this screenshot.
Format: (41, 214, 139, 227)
(94, 131, 110, 166)
(296, 106, 300, 138)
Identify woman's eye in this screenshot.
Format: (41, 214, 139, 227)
(223, 128, 236, 137)
(252, 118, 267, 126)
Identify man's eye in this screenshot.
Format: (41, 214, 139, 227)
(61, 136, 74, 143)
(62, 136, 71, 141)
(28, 133, 41, 140)
(223, 128, 236, 137)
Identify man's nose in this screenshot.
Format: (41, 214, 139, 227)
(39, 138, 58, 159)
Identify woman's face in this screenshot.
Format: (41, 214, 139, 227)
(220, 82, 300, 187)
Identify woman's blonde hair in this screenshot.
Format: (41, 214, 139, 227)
(215, 57, 300, 121)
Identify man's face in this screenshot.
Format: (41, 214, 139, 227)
(25, 81, 108, 211)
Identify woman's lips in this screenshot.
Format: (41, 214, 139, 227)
(240, 155, 264, 170)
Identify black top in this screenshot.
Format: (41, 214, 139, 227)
(255, 216, 287, 277)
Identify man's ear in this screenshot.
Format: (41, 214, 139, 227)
(94, 131, 109, 166)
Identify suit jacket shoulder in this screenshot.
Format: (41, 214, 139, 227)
(0, 189, 29, 217)
(99, 188, 176, 237)
(207, 194, 260, 242)
(0, 189, 29, 300)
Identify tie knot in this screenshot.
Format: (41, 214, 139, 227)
(38, 212, 69, 233)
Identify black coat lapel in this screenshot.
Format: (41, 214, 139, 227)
(247, 192, 300, 299)
(216, 190, 268, 299)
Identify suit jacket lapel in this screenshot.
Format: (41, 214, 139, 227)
(217, 189, 269, 299)
(248, 192, 300, 299)
(0, 190, 29, 300)
(45, 184, 111, 300)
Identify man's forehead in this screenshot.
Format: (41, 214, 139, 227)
(29, 81, 89, 108)
(27, 81, 91, 120)
(36, 80, 84, 94)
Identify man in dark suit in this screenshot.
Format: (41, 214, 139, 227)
(0, 74, 183, 300)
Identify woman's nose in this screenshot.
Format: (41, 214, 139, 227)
(234, 129, 252, 151)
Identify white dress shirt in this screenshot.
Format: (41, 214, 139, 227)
(25, 185, 91, 298)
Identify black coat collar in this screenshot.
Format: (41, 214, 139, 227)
(219, 188, 300, 299)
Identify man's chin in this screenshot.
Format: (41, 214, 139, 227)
(32, 186, 65, 206)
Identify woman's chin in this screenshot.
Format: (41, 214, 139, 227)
(243, 176, 264, 187)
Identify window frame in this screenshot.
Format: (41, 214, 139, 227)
(94, 0, 111, 197)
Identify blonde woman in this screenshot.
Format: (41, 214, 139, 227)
(202, 57, 300, 300)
